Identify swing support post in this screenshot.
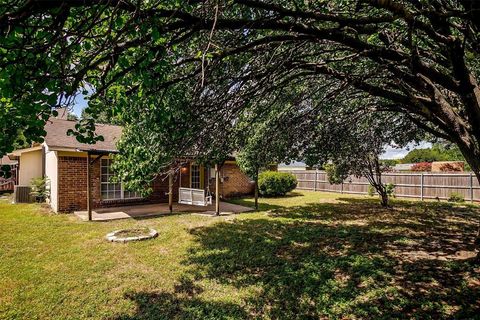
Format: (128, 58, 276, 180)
(215, 163, 220, 215)
(168, 169, 173, 213)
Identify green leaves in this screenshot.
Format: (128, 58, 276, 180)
(66, 118, 105, 144)
(0, 165, 12, 179)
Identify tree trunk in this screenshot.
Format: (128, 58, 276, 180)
(455, 141, 480, 260)
(365, 156, 390, 207)
(475, 221, 480, 263)
(254, 172, 259, 210)
(379, 190, 389, 207)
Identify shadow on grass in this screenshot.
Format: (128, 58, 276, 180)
(119, 199, 480, 319)
(116, 291, 248, 320)
(229, 191, 306, 211)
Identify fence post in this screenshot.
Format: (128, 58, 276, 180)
(314, 170, 317, 192)
(341, 180, 344, 194)
(420, 173, 424, 201)
(470, 172, 474, 203)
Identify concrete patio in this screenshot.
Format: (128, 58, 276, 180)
(74, 201, 253, 221)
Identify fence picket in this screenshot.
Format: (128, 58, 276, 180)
(287, 170, 479, 202)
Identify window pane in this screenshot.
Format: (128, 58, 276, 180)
(191, 165, 200, 189)
(101, 158, 143, 200)
(101, 159, 119, 199)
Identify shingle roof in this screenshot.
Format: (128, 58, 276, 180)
(0, 155, 17, 165)
(44, 118, 122, 152)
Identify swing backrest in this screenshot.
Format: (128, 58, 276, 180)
(179, 187, 209, 206)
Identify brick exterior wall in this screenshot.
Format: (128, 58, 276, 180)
(57, 156, 253, 212)
(221, 162, 255, 198)
(207, 162, 255, 199)
(58, 156, 89, 212)
(57, 156, 180, 212)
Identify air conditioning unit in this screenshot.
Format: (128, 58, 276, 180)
(14, 185, 34, 203)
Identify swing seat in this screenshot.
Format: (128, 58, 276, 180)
(179, 187, 212, 206)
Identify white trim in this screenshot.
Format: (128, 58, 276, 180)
(100, 159, 141, 200)
(8, 145, 43, 156)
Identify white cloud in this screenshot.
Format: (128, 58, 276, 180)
(381, 141, 432, 160)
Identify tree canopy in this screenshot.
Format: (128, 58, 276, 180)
(1, 0, 480, 183)
(401, 142, 467, 164)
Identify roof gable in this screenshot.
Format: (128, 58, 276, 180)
(43, 118, 122, 152)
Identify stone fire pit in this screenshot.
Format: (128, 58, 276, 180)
(106, 228, 158, 243)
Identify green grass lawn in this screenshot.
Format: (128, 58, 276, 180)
(1, 192, 479, 319)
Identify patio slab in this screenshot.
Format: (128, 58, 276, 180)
(74, 201, 253, 221)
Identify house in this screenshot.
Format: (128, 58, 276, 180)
(277, 161, 310, 171)
(393, 163, 415, 172)
(431, 161, 464, 172)
(0, 155, 18, 192)
(8, 114, 254, 213)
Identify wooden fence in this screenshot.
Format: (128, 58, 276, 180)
(285, 170, 480, 202)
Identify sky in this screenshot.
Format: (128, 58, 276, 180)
(71, 96, 431, 160)
(72, 93, 89, 116)
(381, 141, 432, 160)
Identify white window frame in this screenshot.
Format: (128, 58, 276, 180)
(190, 164, 201, 189)
(100, 159, 142, 201)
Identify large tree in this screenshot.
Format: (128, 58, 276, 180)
(1, 0, 480, 182)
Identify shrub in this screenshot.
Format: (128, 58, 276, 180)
(385, 183, 396, 197)
(381, 159, 400, 168)
(448, 192, 464, 203)
(367, 185, 375, 196)
(324, 163, 347, 184)
(368, 183, 395, 197)
(30, 177, 50, 203)
(0, 164, 12, 179)
(258, 171, 297, 197)
(411, 162, 432, 172)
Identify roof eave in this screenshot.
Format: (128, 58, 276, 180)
(75, 148, 119, 155)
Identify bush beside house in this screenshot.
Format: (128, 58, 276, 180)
(30, 177, 50, 203)
(258, 171, 297, 196)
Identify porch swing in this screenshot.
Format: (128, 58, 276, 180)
(178, 165, 213, 206)
(178, 186, 212, 206)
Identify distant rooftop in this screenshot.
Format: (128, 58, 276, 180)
(393, 163, 414, 171)
(278, 161, 307, 168)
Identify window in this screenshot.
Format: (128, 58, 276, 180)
(191, 164, 201, 189)
(101, 159, 141, 200)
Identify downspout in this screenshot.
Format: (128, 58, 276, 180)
(41, 145, 46, 178)
(87, 152, 92, 221)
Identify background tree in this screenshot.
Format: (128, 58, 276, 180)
(304, 103, 420, 206)
(236, 121, 298, 210)
(402, 141, 470, 170)
(402, 149, 445, 164)
(380, 159, 400, 169)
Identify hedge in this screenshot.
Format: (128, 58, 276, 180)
(258, 171, 297, 197)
